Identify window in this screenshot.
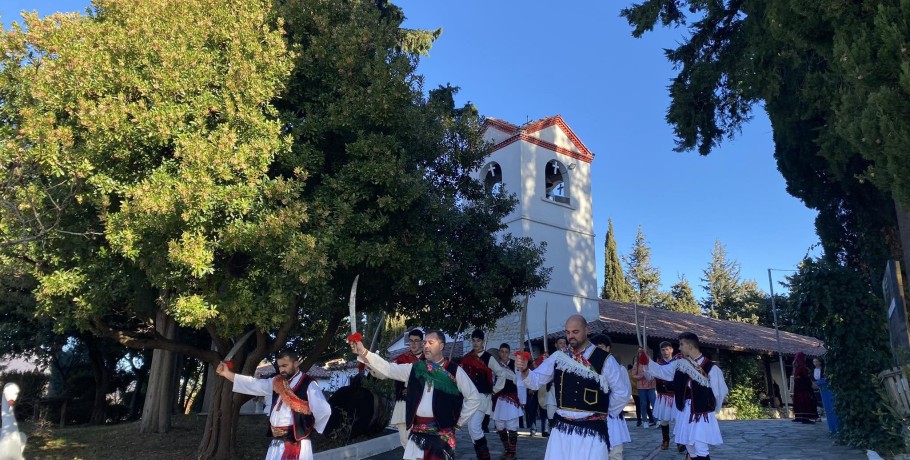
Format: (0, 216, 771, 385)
(483, 162, 504, 195)
(545, 160, 570, 204)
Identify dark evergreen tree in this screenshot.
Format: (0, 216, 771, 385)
(623, 226, 662, 305)
(601, 219, 633, 301)
(662, 274, 700, 315)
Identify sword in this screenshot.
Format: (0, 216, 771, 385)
(223, 329, 255, 370)
(447, 322, 463, 361)
(643, 314, 648, 351)
(347, 275, 361, 342)
(515, 296, 531, 363)
(633, 302, 642, 348)
(543, 302, 549, 355)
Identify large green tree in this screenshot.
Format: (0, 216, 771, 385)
(601, 218, 633, 301)
(0, 1, 549, 458)
(701, 241, 742, 318)
(623, 226, 662, 305)
(621, 0, 904, 449)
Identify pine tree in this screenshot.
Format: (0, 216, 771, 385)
(623, 226, 662, 305)
(601, 219, 633, 301)
(700, 240, 741, 318)
(662, 274, 701, 315)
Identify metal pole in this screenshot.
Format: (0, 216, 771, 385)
(768, 269, 791, 419)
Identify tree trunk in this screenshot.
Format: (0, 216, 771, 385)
(139, 310, 178, 433)
(86, 336, 112, 425)
(196, 372, 243, 460)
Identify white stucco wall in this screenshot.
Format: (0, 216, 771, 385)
(478, 117, 598, 350)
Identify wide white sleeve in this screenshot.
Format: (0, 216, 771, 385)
(710, 366, 729, 413)
(488, 356, 515, 393)
(517, 376, 527, 405)
(357, 351, 412, 382)
(307, 380, 332, 434)
(606, 356, 631, 416)
(643, 357, 677, 381)
(521, 354, 555, 391)
(232, 375, 274, 397)
(455, 367, 481, 428)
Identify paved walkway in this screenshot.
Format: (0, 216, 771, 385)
(365, 419, 868, 459)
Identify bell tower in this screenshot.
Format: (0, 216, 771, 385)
(479, 115, 599, 349)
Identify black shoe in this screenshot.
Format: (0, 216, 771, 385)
(648, 421, 657, 427)
(636, 421, 642, 427)
(541, 431, 549, 437)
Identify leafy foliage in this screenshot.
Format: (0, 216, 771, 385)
(787, 258, 903, 453)
(660, 275, 701, 315)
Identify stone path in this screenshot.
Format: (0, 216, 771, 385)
(365, 418, 868, 459)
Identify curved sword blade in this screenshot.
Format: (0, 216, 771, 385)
(348, 275, 360, 335)
(224, 329, 255, 362)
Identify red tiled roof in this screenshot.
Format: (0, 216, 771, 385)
(483, 115, 595, 164)
(537, 300, 825, 357)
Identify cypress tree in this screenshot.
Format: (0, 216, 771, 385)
(601, 219, 633, 301)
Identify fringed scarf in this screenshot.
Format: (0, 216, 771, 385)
(682, 357, 714, 423)
(552, 413, 610, 450)
(460, 352, 493, 388)
(410, 416, 456, 460)
(414, 360, 460, 395)
(553, 349, 611, 394)
(272, 374, 311, 415)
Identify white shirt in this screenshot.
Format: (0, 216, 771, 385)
(522, 344, 629, 419)
(232, 372, 331, 433)
(358, 351, 481, 428)
(644, 355, 728, 413)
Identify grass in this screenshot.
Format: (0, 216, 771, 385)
(23, 414, 332, 459)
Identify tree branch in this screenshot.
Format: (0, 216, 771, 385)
(91, 315, 220, 364)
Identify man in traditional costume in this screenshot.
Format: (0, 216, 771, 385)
(590, 333, 632, 460)
(515, 315, 628, 460)
(639, 332, 728, 460)
(350, 330, 480, 460)
(492, 343, 526, 460)
(386, 329, 426, 447)
(654, 341, 683, 452)
(216, 351, 331, 460)
(460, 329, 511, 460)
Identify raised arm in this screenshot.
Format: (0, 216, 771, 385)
(642, 355, 676, 381)
(517, 352, 555, 391)
(357, 350, 413, 383)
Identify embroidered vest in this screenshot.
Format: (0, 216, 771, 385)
(268, 374, 316, 441)
(394, 352, 424, 401)
(672, 359, 716, 413)
(405, 360, 464, 429)
(553, 347, 611, 414)
(497, 359, 518, 395)
(655, 357, 675, 394)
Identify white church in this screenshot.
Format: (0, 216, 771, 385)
(475, 115, 599, 351)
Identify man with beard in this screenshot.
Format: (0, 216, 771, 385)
(639, 332, 728, 460)
(492, 343, 525, 460)
(385, 329, 425, 447)
(515, 315, 628, 460)
(350, 330, 480, 460)
(460, 329, 511, 460)
(216, 351, 331, 460)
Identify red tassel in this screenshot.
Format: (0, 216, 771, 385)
(225, 361, 235, 371)
(347, 332, 363, 342)
(514, 351, 531, 361)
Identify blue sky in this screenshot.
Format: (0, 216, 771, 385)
(2, 1, 820, 298)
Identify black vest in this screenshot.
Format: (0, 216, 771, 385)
(472, 352, 494, 394)
(655, 357, 674, 394)
(267, 374, 316, 441)
(553, 347, 611, 414)
(405, 360, 464, 429)
(672, 359, 717, 413)
(498, 359, 518, 395)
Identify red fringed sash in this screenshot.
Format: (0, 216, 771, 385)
(460, 352, 492, 387)
(273, 375, 311, 415)
(281, 440, 301, 460)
